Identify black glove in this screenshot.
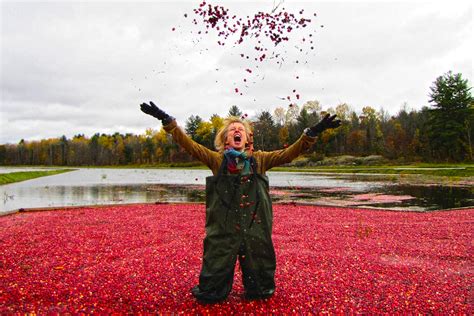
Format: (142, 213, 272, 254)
(140, 101, 174, 125)
(306, 113, 341, 137)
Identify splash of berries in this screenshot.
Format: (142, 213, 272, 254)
(181, 1, 319, 100)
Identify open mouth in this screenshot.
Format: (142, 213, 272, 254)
(234, 133, 242, 142)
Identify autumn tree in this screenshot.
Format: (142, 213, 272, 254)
(210, 114, 224, 148)
(360, 106, 384, 155)
(194, 114, 224, 150)
(273, 107, 286, 126)
(0, 145, 6, 164)
(333, 103, 352, 154)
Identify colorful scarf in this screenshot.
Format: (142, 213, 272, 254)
(224, 148, 251, 175)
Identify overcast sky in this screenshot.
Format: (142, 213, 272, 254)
(0, 0, 472, 144)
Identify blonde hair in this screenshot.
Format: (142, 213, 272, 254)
(214, 116, 253, 153)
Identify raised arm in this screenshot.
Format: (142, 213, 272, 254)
(257, 113, 341, 172)
(140, 101, 221, 171)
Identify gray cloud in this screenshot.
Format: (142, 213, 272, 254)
(1, 1, 472, 144)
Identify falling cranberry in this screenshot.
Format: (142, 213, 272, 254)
(186, 2, 319, 98)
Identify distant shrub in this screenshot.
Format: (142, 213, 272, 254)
(292, 157, 310, 167)
(290, 155, 388, 167)
(360, 155, 387, 165)
(307, 153, 325, 163)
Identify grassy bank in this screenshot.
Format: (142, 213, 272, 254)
(0, 169, 75, 185)
(272, 163, 474, 177)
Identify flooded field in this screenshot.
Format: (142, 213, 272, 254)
(1, 167, 472, 213)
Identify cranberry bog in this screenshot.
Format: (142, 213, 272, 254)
(1, 203, 472, 314)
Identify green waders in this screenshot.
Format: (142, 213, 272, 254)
(191, 157, 276, 303)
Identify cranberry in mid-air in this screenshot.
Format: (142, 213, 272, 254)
(187, 2, 318, 99)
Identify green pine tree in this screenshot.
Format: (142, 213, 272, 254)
(428, 71, 473, 161)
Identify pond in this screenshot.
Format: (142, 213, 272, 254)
(0, 167, 472, 214)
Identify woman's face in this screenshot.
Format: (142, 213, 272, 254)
(226, 122, 248, 151)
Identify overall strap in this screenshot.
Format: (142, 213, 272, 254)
(249, 156, 258, 174)
(214, 155, 237, 212)
(217, 155, 229, 176)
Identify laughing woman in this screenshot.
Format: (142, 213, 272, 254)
(140, 101, 341, 304)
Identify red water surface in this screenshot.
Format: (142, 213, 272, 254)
(0, 204, 472, 314)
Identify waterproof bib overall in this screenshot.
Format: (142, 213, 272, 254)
(193, 157, 276, 302)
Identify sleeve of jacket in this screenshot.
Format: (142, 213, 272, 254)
(163, 120, 221, 173)
(256, 133, 317, 173)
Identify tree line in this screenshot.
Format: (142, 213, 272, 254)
(1, 71, 472, 165)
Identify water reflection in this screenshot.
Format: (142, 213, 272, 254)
(0, 168, 472, 213)
(1, 184, 208, 212)
(381, 185, 474, 210)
